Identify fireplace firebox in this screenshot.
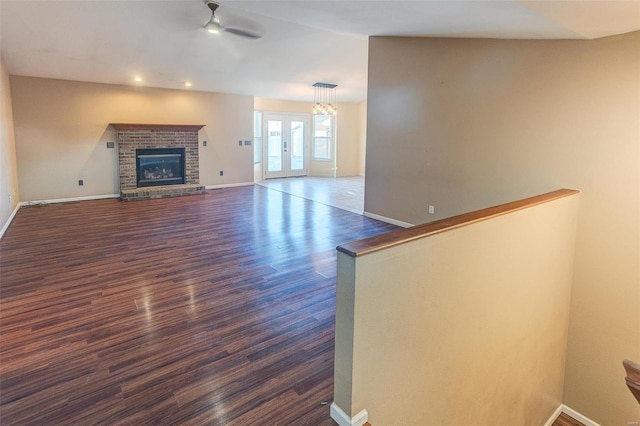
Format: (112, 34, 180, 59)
(136, 148, 186, 187)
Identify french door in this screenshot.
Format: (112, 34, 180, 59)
(264, 113, 309, 179)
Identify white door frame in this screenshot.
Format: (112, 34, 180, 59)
(263, 112, 310, 179)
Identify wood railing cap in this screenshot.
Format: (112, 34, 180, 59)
(110, 123, 206, 131)
(338, 188, 579, 258)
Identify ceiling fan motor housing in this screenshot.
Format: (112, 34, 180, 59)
(203, 0, 263, 40)
(206, 1, 220, 13)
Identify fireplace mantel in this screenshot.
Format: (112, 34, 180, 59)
(110, 123, 205, 131)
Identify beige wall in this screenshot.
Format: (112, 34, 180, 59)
(254, 97, 363, 178)
(254, 97, 310, 115)
(357, 101, 367, 176)
(10, 76, 254, 202)
(334, 102, 360, 177)
(365, 33, 640, 423)
(335, 194, 579, 425)
(0, 58, 20, 235)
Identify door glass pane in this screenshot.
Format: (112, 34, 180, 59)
(290, 121, 304, 171)
(267, 120, 282, 172)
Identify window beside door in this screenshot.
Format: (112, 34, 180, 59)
(254, 111, 262, 165)
(313, 115, 333, 161)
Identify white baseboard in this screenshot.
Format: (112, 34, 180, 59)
(20, 194, 119, 207)
(543, 405, 564, 426)
(363, 211, 414, 228)
(328, 402, 594, 426)
(0, 203, 21, 240)
(330, 403, 368, 426)
(205, 182, 254, 190)
(561, 404, 602, 426)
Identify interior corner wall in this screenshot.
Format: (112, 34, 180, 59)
(365, 32, 640, 424)
(0, 58, 20, 233)
(356, 101, 367, 176)
(9, 76, 254, 202)
(253, 97, 363, 178)
(334, 102, 360, 177)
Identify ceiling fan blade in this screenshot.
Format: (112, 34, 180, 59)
(223, 27, 262, 40)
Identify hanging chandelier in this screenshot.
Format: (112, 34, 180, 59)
(312, 82, 337, 115)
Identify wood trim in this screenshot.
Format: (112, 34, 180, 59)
(110, 123, 205, 131)
(560, 405, 602, 426)
(0, 203, 21, 240)
(330, 403, 369, 426)
(19, 194, 119, 206)
(544, 405, 564, 426)
(337, 188, 579, 257)
(363, 211, 414, 228)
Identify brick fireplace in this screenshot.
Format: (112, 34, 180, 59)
(112, 123, 206, 200)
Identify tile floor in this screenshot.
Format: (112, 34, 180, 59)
(256, 176, 364, 214)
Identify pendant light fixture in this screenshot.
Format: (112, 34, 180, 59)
(312, 82, 337, 115)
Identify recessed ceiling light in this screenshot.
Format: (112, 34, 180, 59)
(134, 76, 142, 82)
(185, 82, 192, 87)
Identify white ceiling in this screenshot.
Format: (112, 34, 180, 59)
(1, 0, 639, 102)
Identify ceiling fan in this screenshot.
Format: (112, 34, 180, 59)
(204, 1, 263, 40)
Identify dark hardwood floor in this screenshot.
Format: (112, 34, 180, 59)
(552, 412, 586, 426)
(0, 185, 397, 425)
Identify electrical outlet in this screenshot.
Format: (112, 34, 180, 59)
(428, 205, 435, 215)
(8, 194, 12, 203)
(78, 179, 84, 186)
(219, 171, 223, 176)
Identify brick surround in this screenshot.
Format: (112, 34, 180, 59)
(112, 124, 205, 200)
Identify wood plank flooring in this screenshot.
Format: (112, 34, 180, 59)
(0, 185, 397, 425)
(552, 412, 586, 426)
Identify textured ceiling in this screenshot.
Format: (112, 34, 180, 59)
(1, 0, 638, 102)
